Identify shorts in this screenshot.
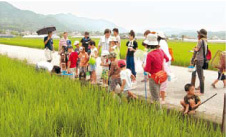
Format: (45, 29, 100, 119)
(89, 64, 96, 72)
(109, 78, 122, 91)
(76, 59, 80, 68)
(160, 80, 168, 92)
(44, 48, 53, 61)
(218, 71, 226, 80)
(101, 69, 109, 80)
(69, 67, 76, 78)
(80, 66, 87, 73)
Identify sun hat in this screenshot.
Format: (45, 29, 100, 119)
(197, 29, 207, 38)
(143, 33, 159, 46)
(118, 60, 126, 68)
(109, 36, 118, 42)
(157, 31, 166, 39)
(109, 52, 117, 58)
(74, 41, 79, 45)
(101, 50, 109, 56)
(79, 46, 84, 51)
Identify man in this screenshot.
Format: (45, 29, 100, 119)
(44, 31, 54, 62)
(98, 29, 111, 56)
(81, 32, 91, 52)
(59, 32, 68, 54)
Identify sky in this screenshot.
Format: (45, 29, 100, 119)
(6, 0, 226, 32)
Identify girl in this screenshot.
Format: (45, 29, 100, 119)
(89, 41, 98, 84)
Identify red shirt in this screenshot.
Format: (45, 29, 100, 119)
(144, 49, 169, 75)
(68, 52, 78, 68)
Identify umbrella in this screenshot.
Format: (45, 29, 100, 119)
(36, 26, 56, 35)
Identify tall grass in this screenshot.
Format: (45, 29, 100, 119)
(0, 37, 225, 70)
(0, 55, 223, 136)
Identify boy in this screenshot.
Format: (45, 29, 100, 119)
(100, 50, 110, 87)
(67, 45, 78, 78)
(126, 30, 138, 77)
(108, 52, 121, 92)
(78, 47, 89, 80)
(44, 31, 54, 62)
(109, 37, 120, 59)
(180, 84, 201, 114)
(113, 28, 121, 57)
(118, 60, 137, 99)
(89, 40, 98, 84)
(74, 41, 80, 77)
(81, 32, 91, 52)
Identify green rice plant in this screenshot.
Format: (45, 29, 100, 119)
(0, 55, 223, 136)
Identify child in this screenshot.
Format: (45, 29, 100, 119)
(109, 37, 120, 59)
(180, 84, 201, 114)
(80, 32, 91, 52)
(108, 52, 121, 92)
(78, 47, 89, 80)
(36, 61, 61, 75)
(74, 41, 80, 77)
(212, 51, 226, 88)
(89, 41, 98, 84)
(126, 30, 138, 77)
(100, 50, 110, 87)
(67, 45, 78, 78)
(118, 60, 137, 99)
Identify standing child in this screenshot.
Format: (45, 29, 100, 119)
(118, 60, 137, 99)
(74, 41, 80, 77)
(78, 47, 89, 80)
(212, 51, 226, 88)
(180, 84, 201, 114)
(109, 37, 120, 59)
(100, 50, 110, 87)
(126, 30, 138, 77)
(113, 28, 121, 58)
(67, 45, 78, 78)
(89, 41, 98, 84)
(108, 52, 121, 92)
(81, 32, 91, 52)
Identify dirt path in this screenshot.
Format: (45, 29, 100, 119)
(0, 44, 224, 122)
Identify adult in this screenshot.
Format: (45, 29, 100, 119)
(98, 29, 111, 56)
(44, 31, 54, 62)
(59, 32, 71, 54)
(144, 33, 169, 103)
(113, 28, 121, 50)
(190, 29, 208, 95)
(36, 61, 61, 75)
(126, 30, 138, 77)
(81, 32, 91, 52)
(157, 32, 172, 104)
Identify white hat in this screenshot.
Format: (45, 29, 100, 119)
(74, 41, 79, 45)
(143, 33, 159, 45)
(157, 31, 166, 39)
(109, 36, 117, 42)
(101, 50, 109, 56)
(79, 46, 84, 51)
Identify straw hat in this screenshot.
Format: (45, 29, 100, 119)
(143, 33, 159, 45)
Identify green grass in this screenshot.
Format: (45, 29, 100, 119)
(0, 37, 225, 70)
(0, 55, 223, 136)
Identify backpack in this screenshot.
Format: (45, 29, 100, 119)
(202, 40, 210, 69)
(151, 71, 168, 84)
(206, 48, 212, 61)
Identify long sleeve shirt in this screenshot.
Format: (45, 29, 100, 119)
(144, 49, 169, 75)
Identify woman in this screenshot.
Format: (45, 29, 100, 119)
(190, 29, 208, 96)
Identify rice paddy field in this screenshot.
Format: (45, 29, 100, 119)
(0, 54, 224, 136)
(0, 37, 225, 70)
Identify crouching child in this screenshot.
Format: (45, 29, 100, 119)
(180, 83, 201, 114)
(118, 60, 137, 99)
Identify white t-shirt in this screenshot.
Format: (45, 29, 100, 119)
(98, 36, 110, 55)
(102, 58, 110, 71)
(120, 69, 132, 91)
(159, 40, 172, 61)
(36, 61, 53, 72)
(90, 47, 98, 57)
(115, 35, 121, 47)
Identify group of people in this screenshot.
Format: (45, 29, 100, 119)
(37, 27, 226, 115)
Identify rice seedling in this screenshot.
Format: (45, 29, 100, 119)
(0, 55, 223, 136)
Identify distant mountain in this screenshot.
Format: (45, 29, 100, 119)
(0, 1, 127, 32)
